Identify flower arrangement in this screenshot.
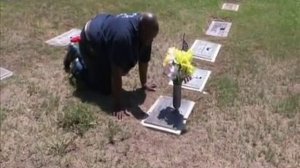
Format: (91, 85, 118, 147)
(163, 47, 195, 85)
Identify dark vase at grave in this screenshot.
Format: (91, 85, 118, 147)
(173, 81, 182, 112)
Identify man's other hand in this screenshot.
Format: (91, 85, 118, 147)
(142, 83, 157, 91)
(113, 109, 131, 120)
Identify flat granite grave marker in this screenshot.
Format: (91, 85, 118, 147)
(190, 40, 222, 62)
(141, 96, 195, 135)
(0, 67, 13, 80)
(206, 21, 232, 37)
(169, 68, 211, 92)
(222, 3, 240, 11)
(45, 28, 81, 47)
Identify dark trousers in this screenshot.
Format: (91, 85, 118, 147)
(79, 29, 112, 95)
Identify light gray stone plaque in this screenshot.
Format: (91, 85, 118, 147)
(45, 28, 81, 47)
(222, 3, 240, 11)
(206, 21, 232, 37)
(169, 68, 211, 92)
(0, 67, 13, 80)
(190, 40, 222, 62)
(141, 96, 195, 135)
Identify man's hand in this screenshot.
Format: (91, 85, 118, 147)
(113, 109, 131, 120)
(111, 63, 128, 120)
(113, 105, 131, 120)
(142, 83, 157, 91)
(139, 62, 157, 91)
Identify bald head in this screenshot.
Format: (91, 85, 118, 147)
(139, 12, 159, 46)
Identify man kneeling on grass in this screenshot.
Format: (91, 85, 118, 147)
(64, 12, 159, 119)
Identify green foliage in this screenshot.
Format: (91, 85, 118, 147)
(105, 120, 121, 144)
(233, 0, 300, 60)
(48, 137, 75, 156)
(40, 95, 60, 116)
(0, 108, 7, 126)
(276, 95, 300, 118)
(216, 76, 239, 107)
(59, 104, 95, 136)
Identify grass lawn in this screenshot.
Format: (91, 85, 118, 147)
(0, 0, 299, 167)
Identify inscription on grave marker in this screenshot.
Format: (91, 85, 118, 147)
(169, 68, 211, 92)
(206, 21, 232, 37)
(190, 40, 222, 62)
(222, 3, 240, 11)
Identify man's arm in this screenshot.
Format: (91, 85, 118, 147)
(139, 62, 148, 88)
(139, 62, 156, 91)
(111, 63, 123, 110)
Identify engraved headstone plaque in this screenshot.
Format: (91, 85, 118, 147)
(169, 68, 211, 92)
(206, 21, 232, 37)
(190, 40, 222, 62)
(222, 3, 240, 11)
(0, 67, 13, 80)
(141, 96, 195, 135)
(45, 28, 81, 47)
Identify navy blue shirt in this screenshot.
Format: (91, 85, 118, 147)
(86, 13, 151, 73)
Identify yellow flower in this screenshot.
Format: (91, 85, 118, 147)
(163, 47, 195, 80)
(163, 47, 176, 66)
(174, 50, 194, 75)
(181, 63, 195, 75)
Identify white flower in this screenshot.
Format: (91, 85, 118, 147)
(167, 65, 179, 80)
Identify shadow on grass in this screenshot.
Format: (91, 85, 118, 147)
(72, 86, 148, 120)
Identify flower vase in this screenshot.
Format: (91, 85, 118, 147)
(173, 82, 182, 112)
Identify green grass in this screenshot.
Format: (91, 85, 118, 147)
(231, 0, 300, 59)
(59, 104, 95, 136)
(276, 94, 300, 118)
(215, 76, 239, 107)
(48, 136, 76, 156)
(105, 120, 121, 144)
(0, 107, 7, 126)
